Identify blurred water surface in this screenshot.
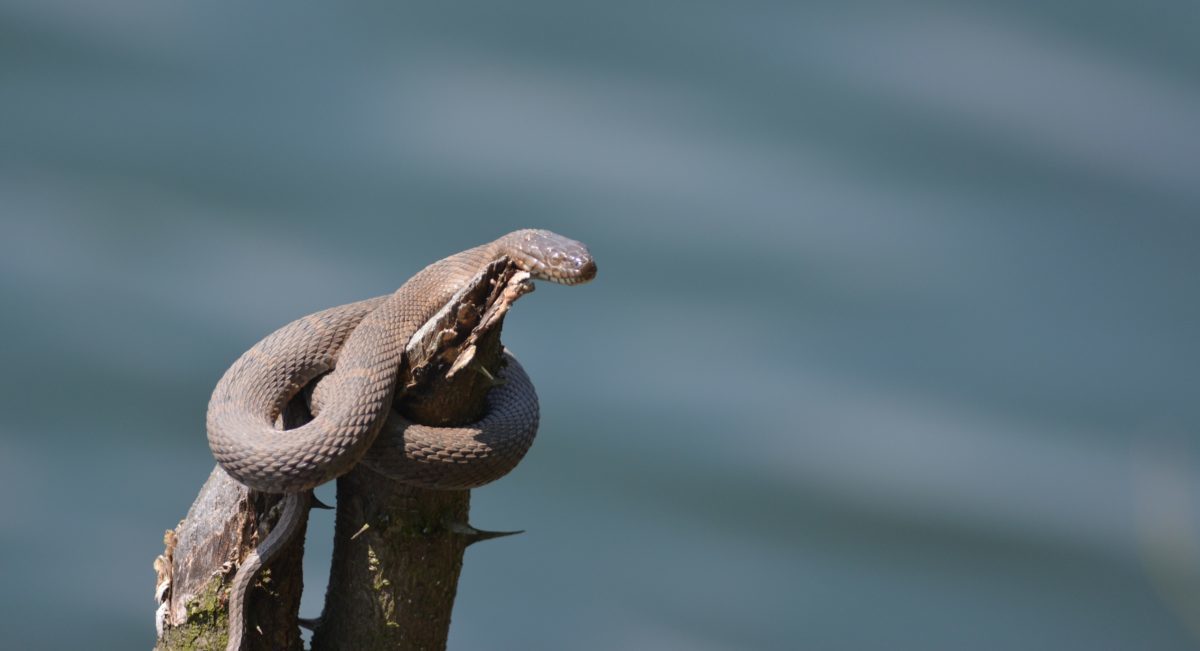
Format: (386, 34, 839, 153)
(2, 2, 1199, 649)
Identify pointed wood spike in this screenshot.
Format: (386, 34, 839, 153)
(446, 520, 524, 546)
(309, 494, 334, 510)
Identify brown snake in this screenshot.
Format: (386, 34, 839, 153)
(206, 230, 596, 650)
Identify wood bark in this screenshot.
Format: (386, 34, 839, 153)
(154, 469, 307, 651)
(155, 259, 531, 650)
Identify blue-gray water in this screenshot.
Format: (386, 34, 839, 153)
(2, 2, 1199, 649)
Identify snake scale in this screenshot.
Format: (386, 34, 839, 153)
(206, 229, 596, 651)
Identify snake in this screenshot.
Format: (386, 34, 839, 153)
(206, 229, 596, 651)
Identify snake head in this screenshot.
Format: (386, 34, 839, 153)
(505, 229, 597, 286)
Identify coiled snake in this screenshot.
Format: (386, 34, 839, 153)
(206, 229, 596, 650)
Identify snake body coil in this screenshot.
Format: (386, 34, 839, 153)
(206, 229, 595, 650)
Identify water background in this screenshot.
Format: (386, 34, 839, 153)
(2, 2, 1199, 649)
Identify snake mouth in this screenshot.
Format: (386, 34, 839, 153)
(530, 259, 596, 285)
(555, 259, 597, 285)
(514, 246, 597, 286)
